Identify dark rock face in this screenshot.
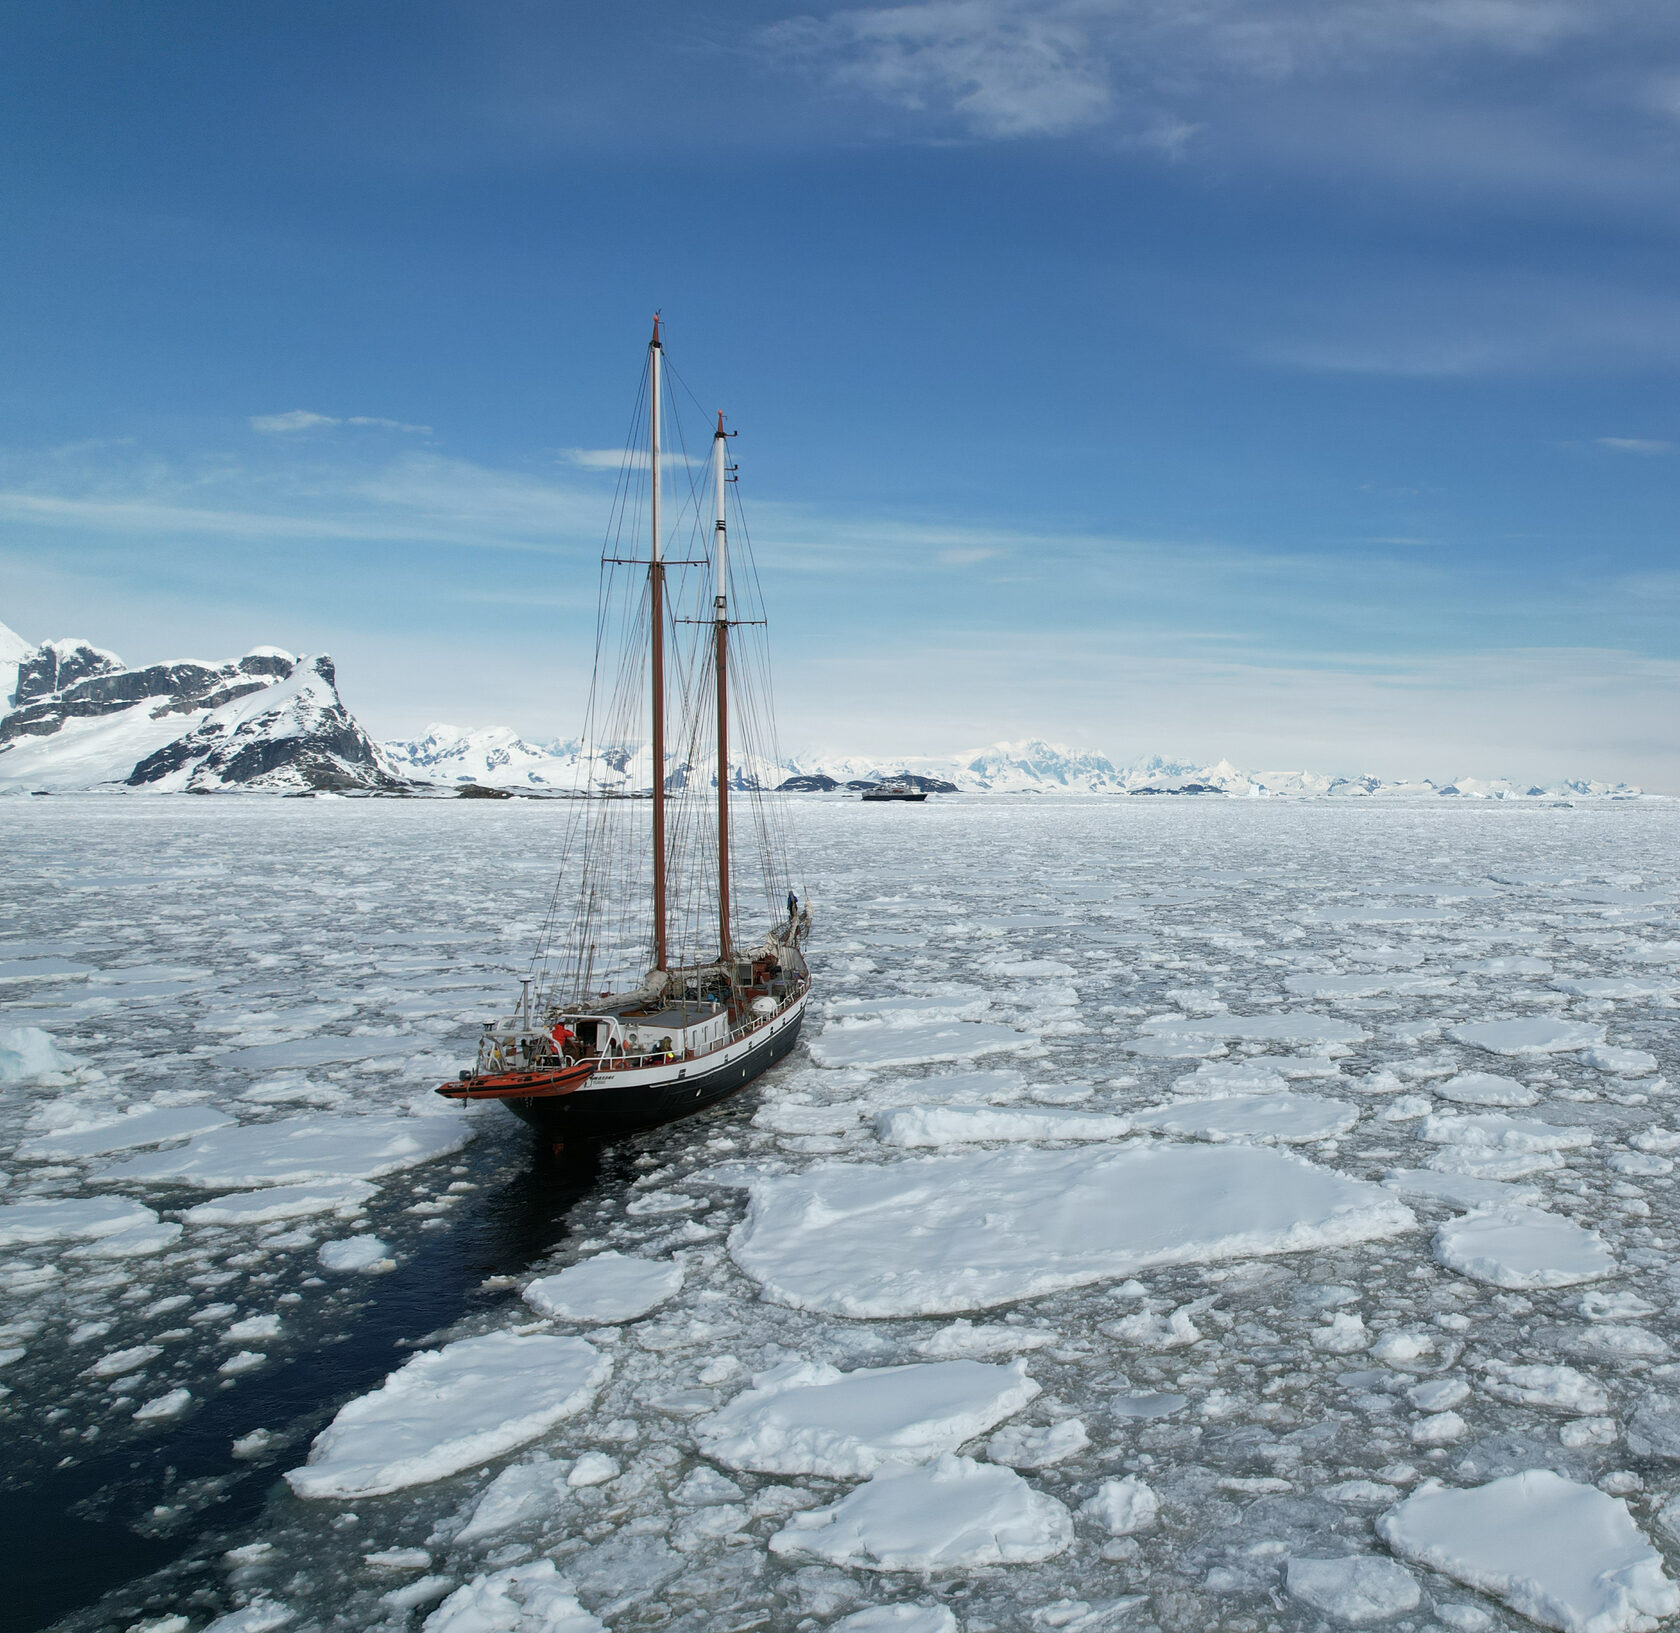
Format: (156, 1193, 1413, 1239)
(1129, 782, 1224, 796)
(870, 773, 959, 793)
(778, 774, 840, 792)
(125, 655, 407, 793)
(1, 650, 297, 745)
(12, 640, 123, 706)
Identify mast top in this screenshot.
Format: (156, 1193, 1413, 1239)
(650, 312, 663, 349)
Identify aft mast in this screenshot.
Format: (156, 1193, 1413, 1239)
(649, 316, 668, 973)
(714, 411, 732, 962)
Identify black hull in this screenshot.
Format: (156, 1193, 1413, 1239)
(503, 1010, 805, 1142)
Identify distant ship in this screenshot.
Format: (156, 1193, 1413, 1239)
(861, 780, 929, 802)
(438, 318, 812, 1146)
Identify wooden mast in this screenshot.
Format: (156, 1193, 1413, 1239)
(649, 317, 668, 973)
(713, 411, 731, 962)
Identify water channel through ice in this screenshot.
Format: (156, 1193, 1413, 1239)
(4, 796, 1680, 1633)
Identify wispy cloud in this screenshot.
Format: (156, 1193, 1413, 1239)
(249, 410, 432, 436)
(1597, 436, 1672, 454)
(763, 0, 1601, 141)
(938, 545, 1005, 565)
(559, 447, 697, 472)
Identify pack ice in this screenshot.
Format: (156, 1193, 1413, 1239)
(285, 1334, 608, 1498)
(730, 1143, 1415, 1317)
(767, 1454, 1073, 1570)
(1378, 1471, 1679, 1633)
(521, 1252, 684, 1324)
(694, 1358, 1040, 1476)
(104, 1112, 473, 1189)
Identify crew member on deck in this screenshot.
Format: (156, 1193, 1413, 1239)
(787, 889, 798, 920)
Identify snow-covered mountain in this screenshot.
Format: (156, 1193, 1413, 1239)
(381, 725, 785, 796)
(0, 623, 1648, 799)
(0, 622, 405, 794)
(377, 724, 1646, 801)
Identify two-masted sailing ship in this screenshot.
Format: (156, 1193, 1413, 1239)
(439, 319, 812, 1142)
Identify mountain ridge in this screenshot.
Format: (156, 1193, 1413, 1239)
(0, 622, 1651, 799)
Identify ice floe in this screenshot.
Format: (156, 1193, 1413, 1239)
(103, 1112, 473, 1189)
(1382, 1168, 1542, 1209)
(1128, 1093, 1359, 1144)
(1435, 1071, 1539, 1108)
(16, 1104, 234, 1158)
(1449, 1018, 1606, 1055)
(285, 1333, 609, 1498)
(1378, 1470, 1678, 1633)
(767, 1454, 1073, 1570)
(730, 1143, 1415, 1317)
(872, 1104, 1130, 1147)
(1080, 1476, 1158, 1535)
(1419, 1112, 1593, 1152)
(520, 1252, 685, 1324)
(182, 1178, 376, 1225)
(1434, 1207, 1615, 1288)
(1284, 1556, 1421, 1624)
(694, 1358, 1039, 1476)
(1137, 1013, 1369, 1046)
(422, 1561, 602, 1633)
(0, 1194, 160, 1246)
(0, 1024, 78, 1082)
(808, 1021, 1036, 1071)
(318, 1235, 394, 1273)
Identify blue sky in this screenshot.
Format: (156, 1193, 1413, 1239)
(4, 0, 1679, 784)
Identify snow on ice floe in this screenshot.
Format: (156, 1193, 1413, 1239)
(318, 1235, 395, 1273)
(1420, 1112, 1593, 1152)
(831, 1607, 956, 1633)
(1284, 972, 1453, 999)
(0, 1194, 159, 1246)
(913, 1320, 1058, 1358)
(521, 1252, 684, 1324)
(1585, 1045, 1660, 1077)
(1128, 1094, 1359, 1145)
(102, 1112, 473, 1189)
(16, 1104, 234, 1159)
(1477, 1361, 1609, 1414)
(1435, 1071, 1539, 1108)
(767, 1454, 1072, 1571)
(1434, 1207, 1615, 1288)
(1449, 1018, 1606, 1055)
(0, 1025, 79, 1082)
(422, 1561, 602, 1633)
(1378, 1471, 1679, 1633)
(694, 1358, 1038, 1477)
(182, 1178, 376, 1225)
(1424, 1147, 1566, 1181)
(872, 1104, 1130, 1147)
(730, 1144, 1415, 1317)
(825, 994, 995, 1025)
(1382, 1169, 1543, 1209)
(285, 1333, 608, 1498)
(807, 1021, 1036, 1071)
(1137, 1013, 1369, 1047)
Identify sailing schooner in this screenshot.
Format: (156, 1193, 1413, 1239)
(438, 318, 812, 1141)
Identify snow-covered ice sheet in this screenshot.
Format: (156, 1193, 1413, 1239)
(0, 1194, 160, 1245)
(808, 1021, 1037, 1070)
(730, 1143, 1415, 1316)
(1378, 1471, 1678, 1633)
(103, 1112, 473, 1189)
(521, 1252, 684, 1324)
(285, 1333, 609, 1498)
(694, 1358, 1039, 1476)
(1128, 1093, 1359, 1144)
(768, 1454, 1072, 1570)
(182, 1178, 377, 1224)
(872, 1104, 1130, 1147)
(1449, 1018, 1606, 1055)
(1434, 1207, 1615, 1288)
(17, 1104, 234, 1158)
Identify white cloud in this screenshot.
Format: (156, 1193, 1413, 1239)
(1597, 436, 1672, 454)
(763, 0, 1602, 141)
(249, 410, 431, 436)
(938, 546, 1004, 564)
(559, 447, 696, 471)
